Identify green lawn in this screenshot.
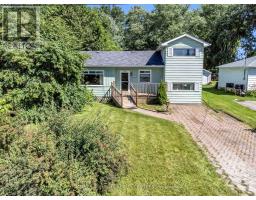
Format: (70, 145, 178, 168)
(203, 83, 256, 129)
(138, 103, 169, 112)
(78, 103, 238, 195)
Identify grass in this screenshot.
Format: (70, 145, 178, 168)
(137, 103, 170, 113)
(77, 103, 238, 195)
(203, 82, 256, 129)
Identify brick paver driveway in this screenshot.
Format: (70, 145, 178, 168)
(134, 105, 256, 194)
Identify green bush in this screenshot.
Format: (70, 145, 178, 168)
(157, 81, 168, 105)
(246, 90, 256, 97)
(0, 43, 93, 122)
(0, 112, 127, 195)
(0, 98, 11, 114)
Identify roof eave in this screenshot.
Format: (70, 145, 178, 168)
(217, 65, 255, 68)
(159, 34, 211, 49)
(86, 65, 165, 68)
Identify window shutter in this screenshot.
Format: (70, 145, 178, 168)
(195, 48, 200, 57)
(168, 48, 173, 57)
(195, 82, 200, 91)
(168, 82, 173, 91)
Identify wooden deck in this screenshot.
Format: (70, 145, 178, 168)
(110, 82, 159, 108)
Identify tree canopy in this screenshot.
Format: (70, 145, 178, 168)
(120, 4, 256, 69)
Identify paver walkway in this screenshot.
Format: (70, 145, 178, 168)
(133, 105, 256, 194)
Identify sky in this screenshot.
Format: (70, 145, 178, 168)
(89, 4, 201, 13)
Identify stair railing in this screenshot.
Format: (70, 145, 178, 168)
(130, 83, 138, 106)
(111, 81, 123, 107)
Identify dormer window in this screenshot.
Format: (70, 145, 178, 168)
(173, 48, 196, 56)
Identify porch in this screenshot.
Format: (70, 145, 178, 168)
(110, 82, 160, 108)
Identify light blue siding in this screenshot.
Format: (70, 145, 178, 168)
(86, 67, 164, 97)
(163, 37, 204, 103)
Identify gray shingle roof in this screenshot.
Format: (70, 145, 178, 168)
(82, 51, 164, 67)
(217, 56, 256, 68)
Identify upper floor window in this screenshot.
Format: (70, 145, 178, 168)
(173, 48, 196, 56)
(139, 70, 151, 83)
(83, 70, 103, 85)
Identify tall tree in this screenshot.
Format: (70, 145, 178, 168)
(124, 6, 149, 50)
(43, 5, 121, 51)
(147, 4, 189, 48)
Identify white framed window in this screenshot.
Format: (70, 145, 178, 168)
(139, 70, 151, 83)
(83, 70, 104, 85)
(173, 82, 195, 91)
(173, 48, 196, 56)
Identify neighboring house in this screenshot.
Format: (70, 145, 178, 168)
(82, 34, 210, 106)
(217, 56, 256, 91)
(202, 69, 212, 85)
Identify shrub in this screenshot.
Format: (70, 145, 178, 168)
(0, 98, 11, 114)
(246, 90, 256, 98)
(157, 81, 168, 105)
(0, 43, 93, 122)
(0, 111, 127, 195)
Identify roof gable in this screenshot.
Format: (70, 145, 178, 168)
(159, 34, 211, 49)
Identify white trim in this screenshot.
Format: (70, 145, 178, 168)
(83, 70, 104, 86)
(138, 69, 152, 83)
(120, 70, 130, 92)
(158, 34, 211, 50)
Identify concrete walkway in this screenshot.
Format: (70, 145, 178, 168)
(133, 105, 256, 194)
(236, 101, 256, 111)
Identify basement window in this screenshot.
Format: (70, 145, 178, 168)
(173, 83, 195, 91)
(83, 70, 104, 85)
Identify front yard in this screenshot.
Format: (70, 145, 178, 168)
(203, 83, 256, 129)
(78, 103, 237, 195)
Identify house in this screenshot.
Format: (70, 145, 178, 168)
(202, 69, 212, 85)
(82, 34, 210, 107)
(217, 56, 256, 91)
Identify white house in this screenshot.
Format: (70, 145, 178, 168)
(217, 56, 256, 91)
(202, 69, 212, 85)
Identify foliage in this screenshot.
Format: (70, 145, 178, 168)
(0, 43, 92, 122)
(124, 6, 149, 50)
(41, 5, 121, 51)
(0, 111, 127, 195)
(0, 98, 11, 114)
(157, 81, 168, 105)
(246, 90, 256, 98)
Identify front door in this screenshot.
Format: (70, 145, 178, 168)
(121, 72, 129, 91)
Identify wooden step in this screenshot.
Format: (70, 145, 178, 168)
(122, 96, 136, 109)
